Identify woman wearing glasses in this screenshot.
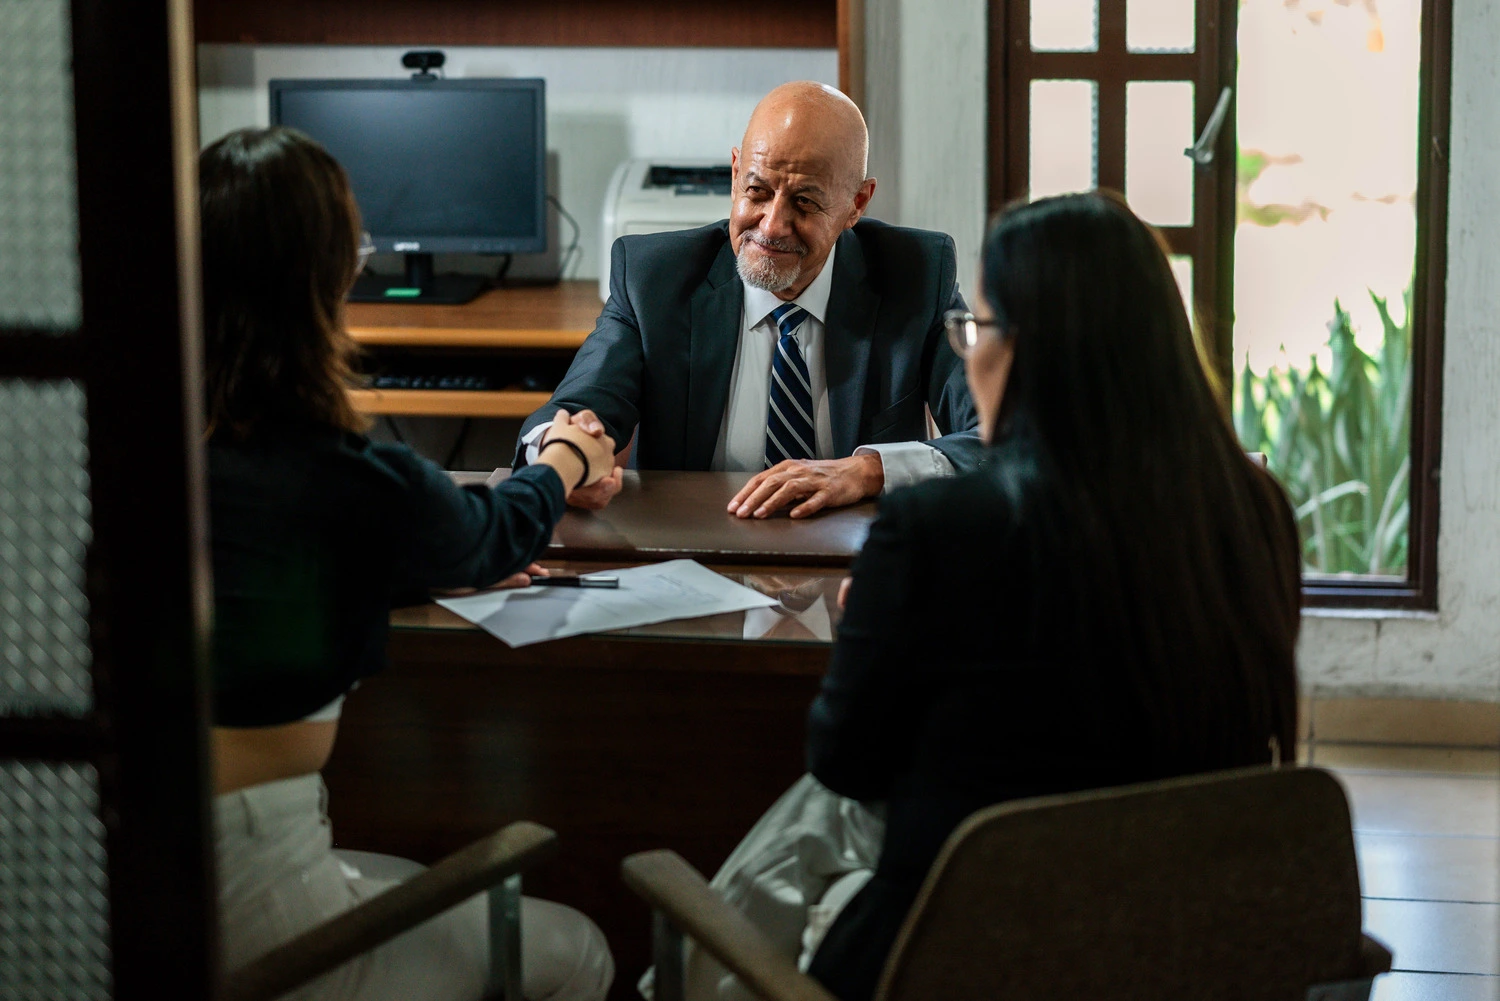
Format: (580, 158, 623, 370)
(203, 127, 617, 1001)
(690, 192, 1301, 1001)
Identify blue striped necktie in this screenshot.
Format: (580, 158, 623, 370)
(764, 303, 816, 467)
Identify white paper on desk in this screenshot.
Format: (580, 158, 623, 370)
(435, 559, 779, 648)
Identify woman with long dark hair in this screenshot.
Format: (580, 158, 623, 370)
(203, 126, 617, 1001)
(689, 191, 1301, 1001)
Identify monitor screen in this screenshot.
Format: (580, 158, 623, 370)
(269, 78, 546, 255)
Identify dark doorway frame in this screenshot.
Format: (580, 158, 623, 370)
(0, 0, 218, 995)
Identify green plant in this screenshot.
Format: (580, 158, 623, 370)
(1234, 288, 1411, 575)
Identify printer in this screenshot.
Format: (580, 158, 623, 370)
(599, 159, 732, 301)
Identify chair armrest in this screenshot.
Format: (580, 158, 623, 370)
(620, 850, 838, 1001)
(223, 821, 558, 1001)
(1306, 935, 1397, 1001)
(1357, 933, 1393, 978)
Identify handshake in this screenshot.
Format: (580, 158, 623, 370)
(534, 409, 626, 510)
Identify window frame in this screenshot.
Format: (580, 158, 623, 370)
(986, 0, 1452, 610)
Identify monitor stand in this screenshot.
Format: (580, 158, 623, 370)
(348, 252, 488, 305)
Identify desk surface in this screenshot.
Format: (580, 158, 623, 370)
(346, 281, 601, 349)
(464, 469, 878, 567)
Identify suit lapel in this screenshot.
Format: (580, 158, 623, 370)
(825, 229, 879, 458)
(684, 242, 744, 468)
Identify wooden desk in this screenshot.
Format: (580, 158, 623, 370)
(345, 282, 600, 419)
(472, 469, 877, 566)
(324, 473, 876, 997)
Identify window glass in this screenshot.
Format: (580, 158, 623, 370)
(1127, 0, 1197, 52)
(1232, 0, 1421, 577)
(1169, 254, 1194, 322)
(1029, 80, 1099, 200)
(1032, 0, 1099, 52)
(0, 0, 80, 330)
(1126, 80, 1196, 227)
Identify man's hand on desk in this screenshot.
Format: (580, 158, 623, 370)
(729, 453, 885, 519)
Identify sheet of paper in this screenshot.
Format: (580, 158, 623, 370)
(436, 559, 779, 648)
(743, 593, 833, 641)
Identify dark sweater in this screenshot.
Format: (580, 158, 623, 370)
(208, 423, 564, 726)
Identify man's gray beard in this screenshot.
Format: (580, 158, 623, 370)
(736, 245, 802, 292)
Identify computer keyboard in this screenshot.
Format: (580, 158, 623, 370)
(371, 374, 495, 391)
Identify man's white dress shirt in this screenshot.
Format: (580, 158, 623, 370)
(527, 244, 955, 492)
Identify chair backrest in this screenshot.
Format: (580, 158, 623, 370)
(875, 767, 1365, 1001)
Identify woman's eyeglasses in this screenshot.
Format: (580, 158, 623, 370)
(357, 231, 376, 274)
(943, 309, 1003, 358)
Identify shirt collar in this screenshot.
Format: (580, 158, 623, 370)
(742, 242, 838, 330)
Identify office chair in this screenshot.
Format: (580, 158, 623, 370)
(221, 821, 556, 1001)
(623, 767, 1392, 1001)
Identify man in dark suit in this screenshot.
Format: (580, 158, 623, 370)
(516, 81, 980, 517)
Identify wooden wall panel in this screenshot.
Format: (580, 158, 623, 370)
(838, 0, 865, 106)
(195, 0, 838, 48)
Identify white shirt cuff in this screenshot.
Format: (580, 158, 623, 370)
(855, 441, 956, 493)
(520, 423, 548, 465)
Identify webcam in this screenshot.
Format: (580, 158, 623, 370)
(402, 50, 445, 79)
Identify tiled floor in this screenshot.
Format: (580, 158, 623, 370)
(1305, 743, 1500, 1001)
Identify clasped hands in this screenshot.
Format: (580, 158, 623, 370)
(538, 409, 625, 510)
(441, 411, 618, 596)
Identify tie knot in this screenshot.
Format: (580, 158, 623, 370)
(770, 303, 809, 339)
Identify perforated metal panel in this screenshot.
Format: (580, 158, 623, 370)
(0, 381, 93, 717)
(0, 0, 82, 331)
(0, 761, 112, 1000)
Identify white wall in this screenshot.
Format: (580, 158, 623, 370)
(865, 0, 1500, 701)
(196, 45, 837, 281)
(862, 0, 988, 292)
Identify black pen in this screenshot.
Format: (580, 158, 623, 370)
(529, 573, 620, 589)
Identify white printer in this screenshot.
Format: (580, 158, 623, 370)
(599, 159, 732, 301)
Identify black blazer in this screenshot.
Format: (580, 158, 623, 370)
(803, 448, 1299, 1001)
(514, 219, 982, 471)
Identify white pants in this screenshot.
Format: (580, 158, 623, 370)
(640, 774, 885, 1001)
(216, 774, 614, 1001)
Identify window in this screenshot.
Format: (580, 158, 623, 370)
(987, 0, 1450, 607)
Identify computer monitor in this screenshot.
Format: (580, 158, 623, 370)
(269, 77, 546, 304)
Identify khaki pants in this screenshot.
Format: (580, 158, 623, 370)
(640, 773, 885, 1001)
(215, 774, 614, 1001)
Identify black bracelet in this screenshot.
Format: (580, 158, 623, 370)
(539, 436, 591, 492)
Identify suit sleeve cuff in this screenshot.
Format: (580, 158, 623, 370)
(855, 441, 956, 493)
(519, 423, 548, 466)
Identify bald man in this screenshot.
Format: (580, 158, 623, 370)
(514, 82, 981, 516)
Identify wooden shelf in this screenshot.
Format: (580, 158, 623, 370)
(346, 281, 599, 350)
(346, 283, 598, 417)
(195, 0, 837, 48)
(349, 388, 551, 418)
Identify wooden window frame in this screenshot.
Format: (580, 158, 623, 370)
(986, 0, 1452, 610)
